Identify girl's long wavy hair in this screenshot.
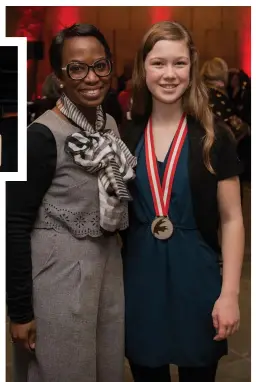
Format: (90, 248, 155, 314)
(132, 21, 215, 173)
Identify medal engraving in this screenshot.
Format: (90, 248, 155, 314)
(151, 217, 173, 240)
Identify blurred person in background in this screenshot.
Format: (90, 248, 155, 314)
(201, 58, 251, 185)
(102, 74, 123, 128)
(27, 73, 62, 123)
(117, 60, 134, 94)
(227, 68, 251, 126)
(227, 69, 251, 182)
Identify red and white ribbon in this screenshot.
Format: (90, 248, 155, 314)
(145, 113, 187, 217)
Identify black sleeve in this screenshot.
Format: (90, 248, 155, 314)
(0, 117, 18, 172)
(215, 121, 243, 181)
(6, 123, 57, 324)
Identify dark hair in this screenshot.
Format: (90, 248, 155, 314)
(49, 23, 112, 77)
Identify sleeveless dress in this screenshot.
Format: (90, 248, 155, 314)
(13, 111, 125, 382)
(123, 134, 227, 368)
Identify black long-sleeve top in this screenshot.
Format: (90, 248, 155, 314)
(0, 116, 18, 172)
(6, 123, 56, 323)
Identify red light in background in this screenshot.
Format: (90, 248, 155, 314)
(151, 7, 172, 24)
(239, 7, 251, 76)
(53, 6, 80, 35)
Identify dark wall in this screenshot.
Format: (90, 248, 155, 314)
(0, 46, 18, 108)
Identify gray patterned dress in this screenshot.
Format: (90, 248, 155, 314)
(13, 111, 125, 382)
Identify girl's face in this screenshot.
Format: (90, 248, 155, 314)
(144, 39, 191, 106)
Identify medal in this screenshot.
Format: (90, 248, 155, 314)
(145, 113, 187, 240)
(151, 216, 174, 240)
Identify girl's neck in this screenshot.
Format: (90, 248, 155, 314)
(151, 98, 184, 129)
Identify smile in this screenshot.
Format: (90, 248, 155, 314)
(160, 84, 178, 89)
(79, 88, 102, 97)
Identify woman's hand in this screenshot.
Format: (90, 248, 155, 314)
(10, 320, 36, 352)
(212, 294, 240, 341)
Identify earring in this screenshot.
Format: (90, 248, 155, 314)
(60, 84, 64, 89)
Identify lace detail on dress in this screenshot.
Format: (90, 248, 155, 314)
(34, 201, 129, 238)
(119, 206, 129, 230)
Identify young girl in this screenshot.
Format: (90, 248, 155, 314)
(121, 21, 244, 382)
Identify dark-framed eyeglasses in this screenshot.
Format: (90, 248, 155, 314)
(61, 58, 112, 80)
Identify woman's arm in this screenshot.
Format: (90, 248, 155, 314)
(6, 123, 57, 324)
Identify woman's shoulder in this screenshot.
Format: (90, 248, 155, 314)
(28, 110, 62, 134)
(28, 120, 55, 140)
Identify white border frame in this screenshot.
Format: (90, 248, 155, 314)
(0, 4, 253, 382)
(0, 37, 27, 181)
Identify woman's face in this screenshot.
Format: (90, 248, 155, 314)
(60, 36, 112, 108)
(144, 39, 191, 106)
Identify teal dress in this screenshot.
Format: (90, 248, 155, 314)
(122, 135, 227, 368)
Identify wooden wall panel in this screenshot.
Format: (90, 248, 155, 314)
(5, 6, 250, 98)
(98, 6, 130, 30)
(172, 6, 193, 30)
(192, 6, 222, 30)
(205, 29, 238, 67)
(130, 7, 151, 30)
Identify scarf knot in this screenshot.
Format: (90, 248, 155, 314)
(57, 93, 137, 233)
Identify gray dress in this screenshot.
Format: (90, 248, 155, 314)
(13, 111, 125, 382)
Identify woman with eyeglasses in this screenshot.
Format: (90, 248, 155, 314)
(6, 23, 136, 382)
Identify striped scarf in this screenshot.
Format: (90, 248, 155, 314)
(57, 93, 137, 233)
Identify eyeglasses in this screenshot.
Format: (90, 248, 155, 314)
(61, 58, 112, 80)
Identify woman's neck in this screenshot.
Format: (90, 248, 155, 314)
(77, 105, 97, 126)
(53, 104, 97, 127)
(151, 98, 184, 129)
